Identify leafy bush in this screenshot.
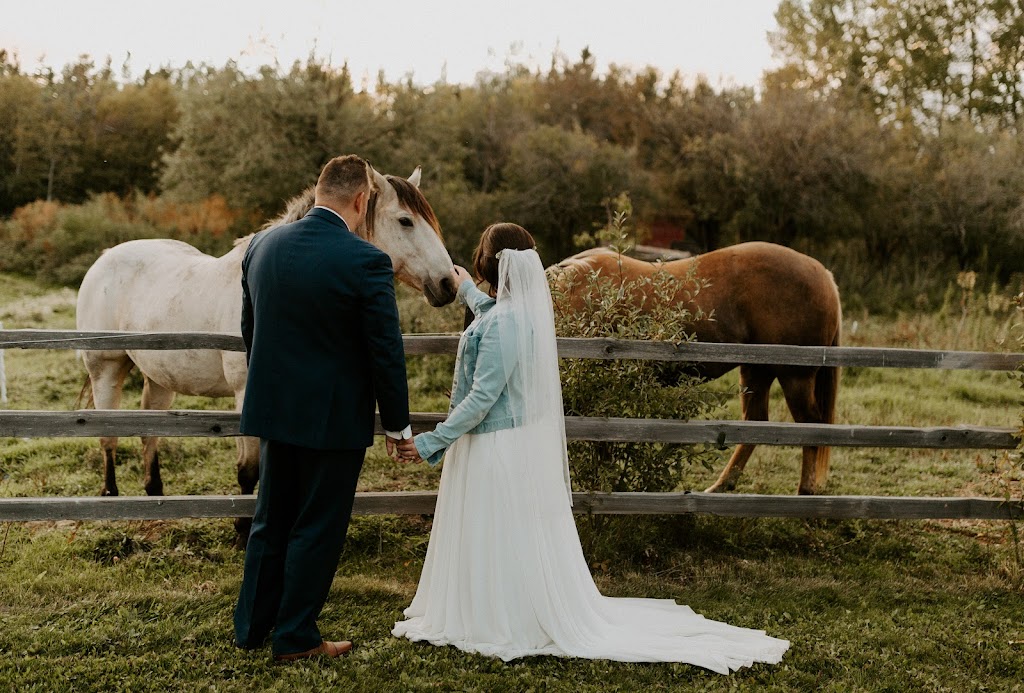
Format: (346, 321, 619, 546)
(0, 193, 253, 286)
(551, 201, 723, 562)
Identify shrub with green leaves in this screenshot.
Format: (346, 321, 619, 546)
(0, 193, 250, 286)
(553, 204, 722, 494)
(551, 202, 723, 562)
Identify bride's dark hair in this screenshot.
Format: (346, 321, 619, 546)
(472, 223, 536, 288)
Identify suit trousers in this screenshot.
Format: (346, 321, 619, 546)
(234, 439, 365, 655)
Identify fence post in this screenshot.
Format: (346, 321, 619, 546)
(0, 321, 6, 405)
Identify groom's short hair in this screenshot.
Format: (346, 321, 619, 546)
(315, 155, 371, 205)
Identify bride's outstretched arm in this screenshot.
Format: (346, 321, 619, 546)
(459, 279, 492, 317)
(413, 315, 517, 465)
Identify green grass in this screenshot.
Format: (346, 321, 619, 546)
(0, 517, 1021, 691)
(2, 275, 1024, 690)
(686, 367, 1020, 498)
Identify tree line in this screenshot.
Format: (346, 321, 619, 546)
(1, 0, 1023, 312)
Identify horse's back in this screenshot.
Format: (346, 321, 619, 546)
(681, 242, 840, 346)
(556, 242, 841, 348)
(76, 238, 246, 397)
(77, 238, 239, 332)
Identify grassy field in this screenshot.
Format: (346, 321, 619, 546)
(1, 274, 1023, 691)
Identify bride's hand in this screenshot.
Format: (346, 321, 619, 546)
(452, 265, 472, 286)
(395, 438, 421, 464)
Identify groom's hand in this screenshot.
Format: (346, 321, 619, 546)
(396, 438, 420, 463)
(385, 435, 400, 460)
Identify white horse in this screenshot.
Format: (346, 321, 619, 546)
(76, 167, 455, 541)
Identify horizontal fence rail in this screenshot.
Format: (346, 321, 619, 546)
(2, 328, 1022, 525)
(0, 410, 1017, 449)
(2, 329, 1023, 371)
(1, 492, 1021, 522)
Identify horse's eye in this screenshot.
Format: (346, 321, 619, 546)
(398, 217, 414, 228)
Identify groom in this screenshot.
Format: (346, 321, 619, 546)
(234, 154, 416, 662)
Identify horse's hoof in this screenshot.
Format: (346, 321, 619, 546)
(144, 481, 164, 496)
(232, 528, 250, 551)
(100, 487, 119, 497)
(233, 518, 252, 551)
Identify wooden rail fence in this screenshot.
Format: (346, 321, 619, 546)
(0, 410, 1017, 451)
(3, 329, 1023, 370)
(1, 329, 1022, 522)
(2, 492, 1020, 522)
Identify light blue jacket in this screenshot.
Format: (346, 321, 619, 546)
(413, 280, 524, 465)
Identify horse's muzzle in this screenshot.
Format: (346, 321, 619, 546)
(424, 275, 458, 307)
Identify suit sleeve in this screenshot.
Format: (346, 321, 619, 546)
(240, 254, 254, 365)
(358, 252, 411, 433)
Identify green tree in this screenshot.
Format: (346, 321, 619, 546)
(917, 121, 1024, 268)
(728, 85, 879, 248)
(501, 124, 636, 262)
(80, 74, 179, 196)
(639, 77, 754, 251)
(0, 52, 45, 213)
(162, 59, 376, 214)
(771, 0, 1024, 129)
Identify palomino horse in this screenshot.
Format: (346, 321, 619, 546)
(76, 167, 455, 542)
(551, 241, 842, 495)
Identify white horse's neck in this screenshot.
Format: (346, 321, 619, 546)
(222, 186, 315, 269)
(264, 187, 317, 232)
(226, 235, 254, 259)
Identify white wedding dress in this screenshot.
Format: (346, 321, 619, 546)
(392, 250, 789, 674)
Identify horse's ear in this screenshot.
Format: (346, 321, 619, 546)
(408, 166, 422, 188)
(370, 166, 389, 194)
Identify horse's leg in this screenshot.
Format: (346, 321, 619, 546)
(233, 390, 260, 549)
(811, 363, 839, 492)
(705, 366, 774, 493)
(83, 353, 134, 497)
(140, 376, 175, 496)
(234, 435, 260, 550)
(777, 368, 828, 495)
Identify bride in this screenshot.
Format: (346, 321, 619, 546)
(391, 223, 789, 674)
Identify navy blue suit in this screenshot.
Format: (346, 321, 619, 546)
(234, 207, 410, 656)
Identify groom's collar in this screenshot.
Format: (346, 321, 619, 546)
(308, 206, 351, 232)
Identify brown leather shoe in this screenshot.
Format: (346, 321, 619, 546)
(273, 640, 353, 663)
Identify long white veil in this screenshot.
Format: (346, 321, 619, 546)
(495, 248, 572, 505)
(396, 246, 790, 671)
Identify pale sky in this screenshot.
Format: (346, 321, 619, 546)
(1, 1, 780, 88)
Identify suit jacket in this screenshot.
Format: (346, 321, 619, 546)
(239, 207, 410, 450)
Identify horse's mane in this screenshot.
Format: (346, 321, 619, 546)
(237, 175, 441, 246)
(262, 186, 317, 232)
(232, 186, 318, 249)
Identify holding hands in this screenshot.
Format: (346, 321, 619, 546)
(386, 435, 422, 464)
(384, 263, 471, 469)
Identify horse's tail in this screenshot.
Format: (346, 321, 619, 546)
(813, 309, 842, 488)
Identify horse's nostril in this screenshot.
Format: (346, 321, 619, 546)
(425, 276, 458, 306)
